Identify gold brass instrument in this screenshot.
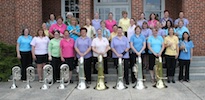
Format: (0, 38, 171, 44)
(94, 55, 109, 90)
(25, 66, 35, 89)
(153, 57, 167, 89)
(133, 56, 147, 90)
(113, 58, 127, 90)
(76, 57, 87, 90)
(58, 64, 70, 89)
(10, 66, 21, 89)
(40, 64, 53, 90)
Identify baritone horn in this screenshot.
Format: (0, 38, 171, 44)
(76, 57, 88, 90)
(153, 57, 167, 89)
(94, 55, 109, 90)
(133, 56, 147, 90)
(10, 66, 21, 89)
(40, 64, 53, 90)
(25, 66, 35, 89)
(113, 58, 127, 90)
(58, 64, 70, 89)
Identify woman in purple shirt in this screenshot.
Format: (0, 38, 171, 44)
(111, 26, 130, 85)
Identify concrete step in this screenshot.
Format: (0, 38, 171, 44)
(192, 56, 205, 61)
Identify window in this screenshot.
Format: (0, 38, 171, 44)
(143, 0, 165, 20)
(61, 0, 79, 20)
(97, 0, 128, 3)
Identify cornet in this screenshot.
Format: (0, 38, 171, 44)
(76, 57, 88, 90)
(57, 64, 70, 89)
(40, 64, 53, 90)
(153, 57, 167, 89)
(10, 66, 21, 89)
(133, 56, 147, 90)
(25, 66, 35, 89)
(113, 58, 127, 90)
(94, 55, 109, 90)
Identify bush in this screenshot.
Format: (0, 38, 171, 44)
(0, 42, 20, 81)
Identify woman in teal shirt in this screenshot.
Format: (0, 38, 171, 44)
(16, 28, 33, 81)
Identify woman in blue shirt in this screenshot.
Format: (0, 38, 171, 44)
(16, 28, 33, 81)
(147, 28, 164, 83)
(67, 17, 80, 41)
(178, 32, 194, 82)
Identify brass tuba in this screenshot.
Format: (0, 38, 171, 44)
(10, 66, 21, 89)
(113, 58, 127, 90)
(57, 64, 70, 89)
(40, 64, 53, 90)
(94, 55, 109, 90)
(25, 66, 35, 89)
(153, 57, 167, 89)
(133, 56, 147, 90)
(76, 57, 88, 90)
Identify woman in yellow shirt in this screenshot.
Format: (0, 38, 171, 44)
(164, 27, 179, 83)
(118, 11, 130, 37)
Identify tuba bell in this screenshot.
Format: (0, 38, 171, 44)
(113, 58, 127, 90)
(133, 56, 147, 90)
(57, 64, 70, 89)
(25, 66, 35, 89)
(40, 64, 53, 90)
(94, 55, 109, 90)
(10, 66, 21, 89)
(76, 57, 88, 90)
(153, 57, 167, 89)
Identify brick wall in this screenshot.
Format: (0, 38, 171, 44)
(79, 0, 93, 27)
(165, 0, 182, 20)
(131, 0, 143, 20)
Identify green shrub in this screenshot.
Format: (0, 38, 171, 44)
(0, 42, 20, 81)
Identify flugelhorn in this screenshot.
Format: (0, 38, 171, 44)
(153, 57, 167, 89)
(133, 56, 147, 90)
(94, 55, 109, 90)
(76, 57, 88, 90)
(25, 66, 35, 89)
(10, 66, 21, 89)
(113, 58, 127, 90)
(40, 64, 53, 90)
(58, 64, 70, 89)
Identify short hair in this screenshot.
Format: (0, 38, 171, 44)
(164, 10, 169, 13)
(108, 12, 113, 16)
(54, 30, 60, 34)
(122, 11, 128, 15)
(112, 24, 118, 28)
(64, 30, 70, 34)
(135, 25, 142, 31)
(56, 16, 64, 21)
(80, 27, 87, 32)
(118, 26, 123, 30)
(130, 18, 136, 22)
(36, 29, 45, 37)
(21, 28, 30, 35)
(167, 27, 175, 35)
(142, 21, 148, 29)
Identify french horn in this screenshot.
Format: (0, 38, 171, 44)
(40, 64, 53, 90)
(57, 64, 70, 89)
(25, 66, 35, 89)
(10, 66, 21, 89)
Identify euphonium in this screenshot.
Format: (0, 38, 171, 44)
(25, 66, 35, 89)
(10, 66, 21, 89)
(94, 55, 109, 90)
(58, 64, 70, 89)
(76, 57, 87, 90)
(113, 58, 127, 90)
(133, 56, 147, 90)
(153, 57, 167, 89)
(40, 64, 53, 90)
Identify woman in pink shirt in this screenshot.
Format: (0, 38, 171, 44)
(60, 30, 75, 83)
(105, 12, 117, 33)
(148, 13, 158, 29)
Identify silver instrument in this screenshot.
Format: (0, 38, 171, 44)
(40, 64, 53, 90)
(57, 64, 70, 89)
(113, 58, 127, 90)
(10, 66, 21, 89)
(133, 57, 147, 90)
(25, 66, 35, 89)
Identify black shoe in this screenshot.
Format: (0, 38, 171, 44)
(172, 80, 175, 83)
(126, 81, 129, 85)
(132, 80, 136, 84)
(70, 80, 73, 84)
(167, 80, 170, 83)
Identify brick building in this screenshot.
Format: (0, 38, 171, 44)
(0, 0, 205, 56)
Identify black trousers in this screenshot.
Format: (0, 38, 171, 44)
(93, 57, 108, 74)
(84, 57, 92, 82)
(178, 59, 190, 80)
(51, 57, 61, 82)
(114, 58, 129, 82)
(20, 51, 32, 80)
(165, 55, 176, 77)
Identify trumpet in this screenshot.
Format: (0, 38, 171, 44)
(133, 56, 147, 90)
(153, 57, 167, 89)
(25, 66, 35, 89)
(58, 64, 70, 89)
(76, 57, 88, 90)
(113, 58, 127, 90)
(40, 64, 53, 90)
(94, 55, 109, 90)
(10, 66, 21, 89)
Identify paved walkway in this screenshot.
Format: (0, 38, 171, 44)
(0, 80, 204, 100)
